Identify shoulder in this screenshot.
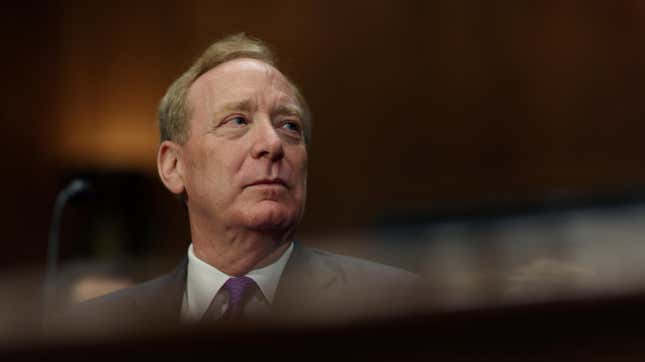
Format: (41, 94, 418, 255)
(80, 271, 178, 310)
(278, 246, 423, 321)
(303, 247, 419, 285)
(290, 245, 421, 297)
(52, 260, 187, 337)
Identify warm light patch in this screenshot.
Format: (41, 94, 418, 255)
(55, 113, 158, 171)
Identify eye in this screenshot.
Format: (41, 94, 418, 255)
(281, 121, 301, 133)
(227, 116, 248, 126)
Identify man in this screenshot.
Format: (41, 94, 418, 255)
(63, 34, 419, 334)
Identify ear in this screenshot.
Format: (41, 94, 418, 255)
(157, 140, 185, 195)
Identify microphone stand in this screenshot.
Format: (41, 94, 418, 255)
(42, 179, 92, 330)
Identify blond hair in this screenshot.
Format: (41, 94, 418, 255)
(158, 33, 311, 144)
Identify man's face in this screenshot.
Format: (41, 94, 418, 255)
(178, 58, 307, 234)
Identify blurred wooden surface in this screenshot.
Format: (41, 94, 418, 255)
(6, 291, 645, 361)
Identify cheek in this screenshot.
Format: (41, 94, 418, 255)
(183, 153, 210, 199)
(186, 143, 228, 193)
(208, 142, 257, 197)
(296, 149, 308, 178)
(291, 151, 308, 195)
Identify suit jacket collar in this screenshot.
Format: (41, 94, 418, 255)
(132, 257, 188, 324)
(273, 242, 340, 314)
(152, 242, 339, 320)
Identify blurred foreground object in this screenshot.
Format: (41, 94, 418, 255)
(12, 290, 645, 362)
(505, 258, 596, 301)
(69, 275, 133, 303)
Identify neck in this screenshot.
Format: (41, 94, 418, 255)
(191, 224, 293, 276)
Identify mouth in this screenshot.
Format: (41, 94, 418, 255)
(245, 178, 289, 189)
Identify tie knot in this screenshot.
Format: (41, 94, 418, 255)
(223, 276, 258, 309)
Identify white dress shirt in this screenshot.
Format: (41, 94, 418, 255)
(181, 242, 294, 323)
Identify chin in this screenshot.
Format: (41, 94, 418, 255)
(240, 202, 300, 231)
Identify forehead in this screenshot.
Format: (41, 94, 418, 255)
(187, 58, 298, 111)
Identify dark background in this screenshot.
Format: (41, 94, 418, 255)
(4, 0, 645, 273)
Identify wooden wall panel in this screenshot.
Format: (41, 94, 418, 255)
(4, 0, 645, 267)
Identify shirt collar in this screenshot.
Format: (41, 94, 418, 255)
(245, 243, 294, 303)
(185, 242, 294, 317)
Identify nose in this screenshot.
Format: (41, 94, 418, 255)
(250, 120, 284, 161)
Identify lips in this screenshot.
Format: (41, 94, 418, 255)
(245, 178, 288, 189)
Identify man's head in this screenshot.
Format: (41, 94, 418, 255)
(156, 34, 309, 273)
(158, 33, 311, 145)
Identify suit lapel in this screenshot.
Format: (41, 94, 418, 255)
(272, 243, 340, 318)
(139, 245, 340, 323)
(133, 257, 188, 324)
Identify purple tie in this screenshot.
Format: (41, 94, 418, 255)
(222, 276, 258, 319)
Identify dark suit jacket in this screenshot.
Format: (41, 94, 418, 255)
(59, 243, 420, 336)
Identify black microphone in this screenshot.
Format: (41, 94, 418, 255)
(43, 179, 93, 323)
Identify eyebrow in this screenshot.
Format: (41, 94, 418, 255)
(273, 104, 303, 119)
(219, 100, 254, 113)
(214, 100, 303, 120)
